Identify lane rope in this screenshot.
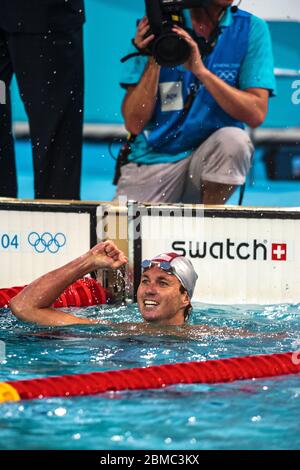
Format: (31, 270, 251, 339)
(1, 352, 299, 402)
(0, 278, 108, 309)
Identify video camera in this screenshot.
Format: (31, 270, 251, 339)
(145, 0, 211, 66)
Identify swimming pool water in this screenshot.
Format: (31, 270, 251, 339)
(0, 303, 300, 450)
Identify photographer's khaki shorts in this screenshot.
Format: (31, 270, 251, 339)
(114, 127, 254, 203)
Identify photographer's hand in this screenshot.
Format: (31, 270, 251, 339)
(134, 16, 155, 50)
(173, 26, 268, 128)
(172, 25, 207, 78)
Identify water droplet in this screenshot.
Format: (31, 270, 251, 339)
(251, 415, 262, 422)
(188, 416, 196, 425)
(54, 407, 67, 417)
(111, 435, 123, 442)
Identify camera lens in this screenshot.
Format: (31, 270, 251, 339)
(153, 33, 190, 67)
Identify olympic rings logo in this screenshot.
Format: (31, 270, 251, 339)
(216, 70, 237, 82)
(28, 232, 66, 254)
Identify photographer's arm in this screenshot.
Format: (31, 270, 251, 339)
(122, 59, 161, 135)
(9, 241, 128, 326)
(122, 16, 161, 135)
(173, 26, 269, 128)
(197, 72, 268, 128)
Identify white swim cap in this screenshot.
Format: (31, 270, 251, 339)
(141, 252, 198, 299)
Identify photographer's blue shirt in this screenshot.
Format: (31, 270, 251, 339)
(120, 8, 276, 164)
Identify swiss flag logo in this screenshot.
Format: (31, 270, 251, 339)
(272, 243, 287, 261)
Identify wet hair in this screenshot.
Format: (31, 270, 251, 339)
(179, 285, 192, 322)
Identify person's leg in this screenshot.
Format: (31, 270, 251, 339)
(0, 30, 17, 198)
(114, 157, 190, 203)
(10, 28, 84, 199)
(201, 181, 237, 204)
(183, 127, 254, 204)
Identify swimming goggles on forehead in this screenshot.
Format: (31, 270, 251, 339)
(141, 259, 174, 273)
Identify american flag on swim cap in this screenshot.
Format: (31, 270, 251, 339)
(150, 252, 198, 299)
(151, 253, 179, 262)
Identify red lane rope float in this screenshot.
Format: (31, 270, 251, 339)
(0, 278, 109, 309)
(1, 352, 299, 402)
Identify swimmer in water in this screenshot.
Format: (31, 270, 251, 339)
(9, 240, 256, 337)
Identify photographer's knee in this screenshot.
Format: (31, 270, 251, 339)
(216, 128, 253, 165)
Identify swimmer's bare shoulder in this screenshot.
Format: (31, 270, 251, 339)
(172, 324, 284, 339)
(62, 321, 264, 339)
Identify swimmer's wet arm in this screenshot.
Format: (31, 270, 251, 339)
(9, 241, 128, 326)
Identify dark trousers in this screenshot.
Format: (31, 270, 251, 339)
(0, 27, 84, 199)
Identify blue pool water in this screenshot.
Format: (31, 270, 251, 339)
(1, 303, 300, 450)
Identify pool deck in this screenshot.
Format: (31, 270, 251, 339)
(15, 139, 300, 207)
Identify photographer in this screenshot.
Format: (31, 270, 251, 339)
(115, 0, 276, 204)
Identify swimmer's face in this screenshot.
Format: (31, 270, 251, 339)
(137, 266, 190, 325)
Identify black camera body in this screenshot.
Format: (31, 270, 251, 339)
(145, 0, 211, 66)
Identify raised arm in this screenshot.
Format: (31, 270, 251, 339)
(9, 241, 128, 326)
